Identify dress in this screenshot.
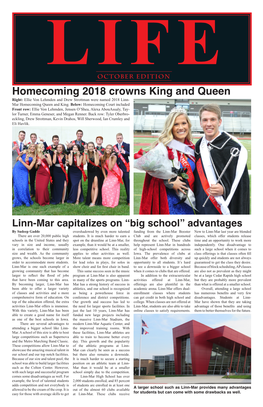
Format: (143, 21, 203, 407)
(12, 141, 25, 169)
(114, 142, 130, 203)
(85, 157, 103, 206)
(166, 157, 195, 214)
(195, 132, 250, 214)
(138, 140, 196, 215)
(35, 158, 50, 206)
(50, 156, 67, 205)
(67, 162, 84, 203)
(13, 154, 34, 207)
(102, 161, 123, 208)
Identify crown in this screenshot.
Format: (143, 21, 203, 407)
(170, 107, 187, 114)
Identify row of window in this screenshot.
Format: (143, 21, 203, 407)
(154, 354, 175, 375)
(208, 343, 251, 375)
(134, 339, 251, 376)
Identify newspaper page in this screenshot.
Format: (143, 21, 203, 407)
(3, 1, 262, 407)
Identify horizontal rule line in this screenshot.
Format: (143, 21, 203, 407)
(94, 80, 173, 82)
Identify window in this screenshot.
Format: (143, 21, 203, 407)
(134, 367, 147, 375)
(181, 335, 192, 375)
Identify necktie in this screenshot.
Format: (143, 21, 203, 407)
(20, 142, 22, 151)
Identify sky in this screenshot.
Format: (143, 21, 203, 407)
(134, 314, 251, 359)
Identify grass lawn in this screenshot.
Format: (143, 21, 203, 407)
(222, 375, 251, 379)
(12, 178, 129, 216)
(134, 173, 145, 215)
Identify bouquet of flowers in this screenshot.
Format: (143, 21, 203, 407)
(134, 143, 179, 179)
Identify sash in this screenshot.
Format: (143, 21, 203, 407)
(24, 154, 31, 184)
(88, 159, 99, 167)
(74, 155, 87, 181)
(96, 147, 105, 154)
(166, 139, 195, 191)
(37, 157, 53, 183)
(84, 153, 99, 167)
(113, 145, 130, 172)
(180, 153, 194, 191)
(104, 162, 123, 184)
(57, 154, 68, 184)
(26, 155, 30, 184)
(167, 139, 195, 159)
(13, 141, 21, 155)
(224, 133, 248, 208)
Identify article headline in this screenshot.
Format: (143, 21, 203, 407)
(12, 218, 243, 230)
(12, 87, 231, 98)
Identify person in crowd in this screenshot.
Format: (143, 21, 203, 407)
(29, 133, 37, 145)
(12, 130, 26, 169)
(46, 135, 60, 151)
(83, 142, 103, 207)
(35, 143, 52, 206)
(39, 135, 61, 198)
(135, 109, 196, 215)
(194, 104, 250, 214)
(67, 144, 84, 204)
(50, 144, 68, 205)
(95, 136, 105, 155)
(13, 143, 36, 207)
(26, 133, 48, 150)
(101, 144, 123, 208)
(66, 129, 87, 152)
(24, 133, 48, 197)
(28, 133, 39, 198)
(114, 133, 130, 205)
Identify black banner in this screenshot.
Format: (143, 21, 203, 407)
(13, 13, 251, 85)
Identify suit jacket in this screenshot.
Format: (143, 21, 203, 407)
(194, 132, 249, 214)
(115, 142, 130, 172)
(96, 146, 105, 154)
(68, 139, 87, 152)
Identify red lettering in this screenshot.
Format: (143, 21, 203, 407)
(179, 20, 218, 65)
(131, 20, 169, 65)
(47, 20, 88, 65)
(99, 20, 122, 65)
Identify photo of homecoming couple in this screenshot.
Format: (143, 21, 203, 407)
(134, 100, 251, 215)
